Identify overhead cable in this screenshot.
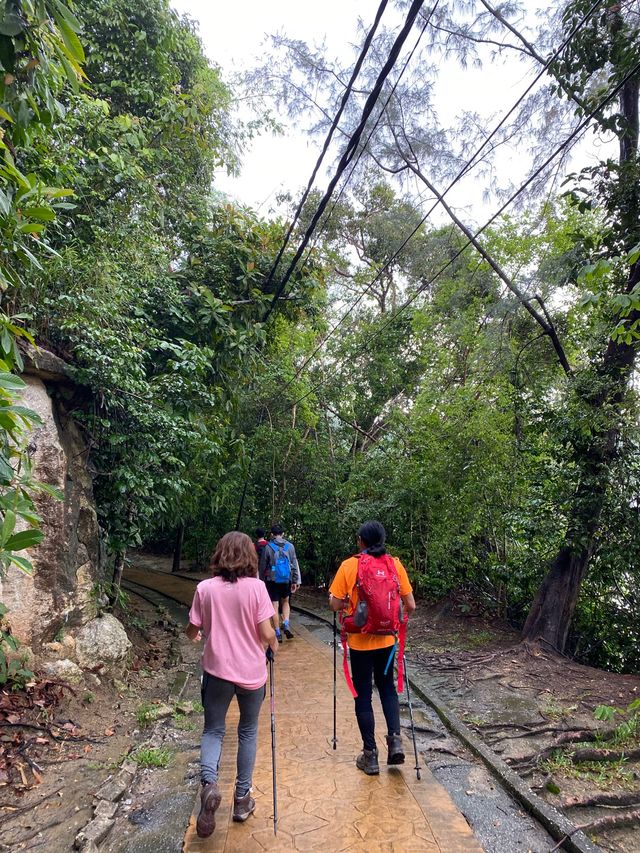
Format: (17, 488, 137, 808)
(283, 51, 640, 417)
(279, 0, 605, 390)
(261, 0, 392, 296)
(261, 0, 429, 323)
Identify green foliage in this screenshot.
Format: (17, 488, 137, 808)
(91, 580, 129, 614)
(595, 699, 640, 745)
(0, 3, 76, 628)
(0, 602, 33, 687)
(136, 702, 161, 728)
(131, 746, 172, 768)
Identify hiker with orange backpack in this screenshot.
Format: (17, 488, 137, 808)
(329, 520, 415, 776)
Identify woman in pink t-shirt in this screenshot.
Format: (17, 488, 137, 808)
(186, 531, 277, 839)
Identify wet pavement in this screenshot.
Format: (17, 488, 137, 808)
(182, 618, 482, 853)
(120, 563, 557, 852)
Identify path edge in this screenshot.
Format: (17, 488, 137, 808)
(292, 603, 603, 853)
(407, 674, 602, 853)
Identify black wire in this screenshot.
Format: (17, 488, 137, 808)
(279, 0, 606, 391)
(261, 0, 428, 324)
(261, 0, 391, 297)
(288, 0, 442, 318)
(283, 53, 640, 417)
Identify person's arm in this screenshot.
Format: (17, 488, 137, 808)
(258, 617, 278, 655)
(289, 543, 301, 590)
(402, 592, 416, 617)
(396, 559, 416, 619)
(185, 622, 202, 641)
(328, 562, 350, 612)
(186, 587, 203, 641)
(259, 544, 270, 581)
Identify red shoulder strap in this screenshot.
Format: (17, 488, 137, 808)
(339, 612, 358, 698)
(396, 617, 407, 693)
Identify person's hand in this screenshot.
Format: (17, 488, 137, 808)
(267, 641, 278, 660)
(291, 583, 298, 594)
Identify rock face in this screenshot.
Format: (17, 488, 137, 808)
(0, 367, 101, 649)
(42, 658, 84, 684)
(75, 614, 132, 672)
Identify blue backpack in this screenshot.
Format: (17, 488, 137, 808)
(269, 541, 291, 583)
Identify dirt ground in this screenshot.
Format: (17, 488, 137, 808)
(0, 593, 194, 852)
(1, 579, 639, 852)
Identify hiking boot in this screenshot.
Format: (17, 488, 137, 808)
(356, 748, 379, 775)
(276, 631, 283, 644)
(196, 781, 221, 838)
(283, 625, 294, 639)
(233, 790, 256, 822)
(386, 733, 405, 765)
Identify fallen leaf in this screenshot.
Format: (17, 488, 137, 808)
(35, 737, 48, 745)
(83, 745, 92, 754)
(104, 728, 115, 737)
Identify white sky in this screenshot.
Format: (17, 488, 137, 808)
(170, 0, 614, 221)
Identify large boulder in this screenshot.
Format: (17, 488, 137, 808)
(75, 614, 132, 673)
(42, 658, 84, 685)
(0, 368, 101, 648)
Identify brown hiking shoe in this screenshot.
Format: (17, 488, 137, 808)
(386, 733, 405, 765)
(233, 790, 256, 822)
(196, 781, 221, 838)
(356, 748, 379, 775)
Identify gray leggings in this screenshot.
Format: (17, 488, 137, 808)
(201, 672, 265, 796)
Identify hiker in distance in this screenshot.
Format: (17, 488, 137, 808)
(259, 523, 301, 643)
(329, 520, 416, 776)
(254, 527, 268, 563)
(186, 531, 278, 838)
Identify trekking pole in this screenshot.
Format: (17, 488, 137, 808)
(267, 647, 278, 835)
(332, 612, 337, 749)
(403, 653, 421, 781)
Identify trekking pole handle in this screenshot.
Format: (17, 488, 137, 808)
(266, 646, 275, 662)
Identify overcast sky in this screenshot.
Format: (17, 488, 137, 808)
(169, 0, 614, 221)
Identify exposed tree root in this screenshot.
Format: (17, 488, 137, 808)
(423, 745, 465, 758)
(549, 809, 640, 851)
(568, 746, 640, 763)
(508, 729, 624, 769)
(490, 726, 596, 742)
(0, 787, 63, 824)
(563, 792, 640, 809)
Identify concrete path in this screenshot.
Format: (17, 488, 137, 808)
(180, 620, 483, 852)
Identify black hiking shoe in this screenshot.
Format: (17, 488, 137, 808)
(386, 733, 405, 765)
(196, 781, 221, 838)
(276, 631, 283, 644)
(356, 748, 379, 775)
(283, 625, 294, 639)
(233, 790, 256, 822)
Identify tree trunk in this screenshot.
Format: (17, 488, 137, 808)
(522, 38, 640, 652)
(111, 548, 126, 593)
(172, 522, 184, 573)
(523, 312, 639, 649)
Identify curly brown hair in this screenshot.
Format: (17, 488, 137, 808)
(210, 531, 258, 583)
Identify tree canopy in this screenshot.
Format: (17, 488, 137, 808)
(0, 0, 638, 675)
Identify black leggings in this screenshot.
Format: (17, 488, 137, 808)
(350, 646, 400, 751)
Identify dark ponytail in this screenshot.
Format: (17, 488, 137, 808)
(357, 520, 387, 557)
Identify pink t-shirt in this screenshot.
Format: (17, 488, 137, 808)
(189, 576, 275, 690)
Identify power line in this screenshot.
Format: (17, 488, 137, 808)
(261, 0, 430, 323)
(261, 0, 391, 296)
(282, 52, 640, 419)
(276, 0, 606, 394)
(288, 0, 442, 314)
